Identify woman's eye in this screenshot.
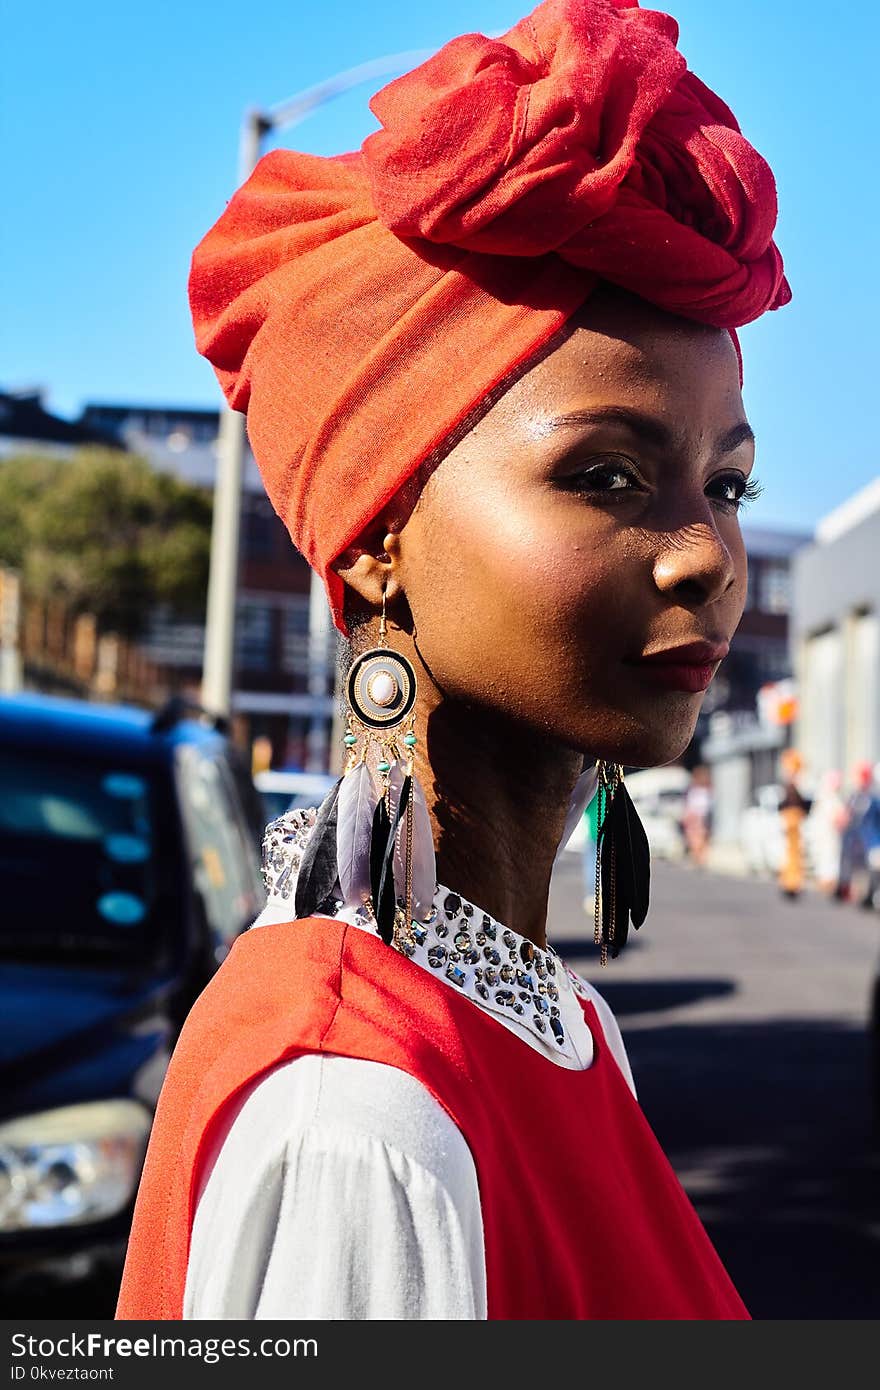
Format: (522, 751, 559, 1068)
(563, 462, 764, 513)
(567, 460, 640, 494)
(710, 473, 764, 512)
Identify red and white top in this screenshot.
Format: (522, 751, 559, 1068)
(116, 807, 749, 1321)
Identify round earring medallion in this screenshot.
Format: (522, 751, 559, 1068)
(347, 647, 417, 729)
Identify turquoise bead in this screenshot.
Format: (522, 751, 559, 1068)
(377, 760, 391, 773)
(403, 733, 417, 746)
(343, 734, 357, 746)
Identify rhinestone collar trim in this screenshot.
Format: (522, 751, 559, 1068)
(258, 806, 593, 1063)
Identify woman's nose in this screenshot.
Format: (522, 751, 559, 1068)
(651, 522, 737, 606)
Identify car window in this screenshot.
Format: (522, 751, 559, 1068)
(0, 747, 179, 964)
(213, 755, 268, 906)
(259, 789, 297, 824)
(174, 747, 264, 946)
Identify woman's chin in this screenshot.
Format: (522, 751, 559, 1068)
(582, 710, 699, 769)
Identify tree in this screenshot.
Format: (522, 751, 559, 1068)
(0, 448, 213, 638)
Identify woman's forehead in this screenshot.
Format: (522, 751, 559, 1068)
(481, 305, 741, 435)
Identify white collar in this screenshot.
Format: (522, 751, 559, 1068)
(253, 805, 595, 1065)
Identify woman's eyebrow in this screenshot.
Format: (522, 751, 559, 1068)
(547, 406, 755, 455)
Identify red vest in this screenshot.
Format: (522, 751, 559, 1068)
(115, 917, 749, 1320)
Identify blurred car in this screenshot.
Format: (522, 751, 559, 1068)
(621, 766, 688, 861)
(739, 783, 786, 876)
(254, 768, 337, 823)
(0, 690, 266, 1304)
(870, 954, 880, 1121)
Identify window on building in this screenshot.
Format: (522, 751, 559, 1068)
(235, 601, 274, 672)
(759, 642, 791, 680)
(760, 562, 791, 614)
(141, 604, 205, 668)
(242, 497, 277, 561)
(281, 598, 311, 676)
(193, 417, 219, 443)
(745, 561, 760, 611)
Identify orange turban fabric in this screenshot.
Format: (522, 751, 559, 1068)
(188, 0, 790, 637)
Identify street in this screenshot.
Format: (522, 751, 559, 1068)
(549, 852, 880, 1318)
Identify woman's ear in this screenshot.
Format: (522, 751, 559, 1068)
(331, 522, 405, 614)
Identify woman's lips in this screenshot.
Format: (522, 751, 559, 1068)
(624, 641, 728, 693)
(626, 660, 718, 693)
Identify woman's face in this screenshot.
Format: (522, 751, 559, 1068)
(393, 284, 755, 769)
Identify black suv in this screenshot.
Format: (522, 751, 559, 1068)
(0, 691, 267, 1311)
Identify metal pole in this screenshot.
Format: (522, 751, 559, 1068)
(200, 110, 266, 718)
(0, 568, 23, 695)
(304, 567, 332, 771)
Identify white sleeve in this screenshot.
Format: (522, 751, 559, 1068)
(183, 1053, 487, 1320)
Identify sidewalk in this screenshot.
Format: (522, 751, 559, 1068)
(699, 841, 877, 909)
(704, 840, 752, 879)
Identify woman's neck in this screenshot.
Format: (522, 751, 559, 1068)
(407, 698, 583, 952)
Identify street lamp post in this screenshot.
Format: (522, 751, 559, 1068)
(200, 52, 434, 744)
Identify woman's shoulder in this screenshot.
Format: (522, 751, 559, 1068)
(198, 1051, 478, 1202)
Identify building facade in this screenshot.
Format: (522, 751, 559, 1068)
(790, 478, 880, 786)
(693, 524, 811, 845)
(689, 524, 810, 760)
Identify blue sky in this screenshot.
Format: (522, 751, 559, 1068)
(2, 0, 877, 533)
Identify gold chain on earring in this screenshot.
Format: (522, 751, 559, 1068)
(594, 760, 622, 967)
(378, 585, 388, 647)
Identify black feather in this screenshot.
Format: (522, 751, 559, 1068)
(616, 780, 651, 927)
(595, 777, 652, 957)
(600, 817, 630, 957)
(371, 775, 412, 944)
(369, 796, 394, 942)
(377, 774, 411, 921)
(294, 776, 343, 920)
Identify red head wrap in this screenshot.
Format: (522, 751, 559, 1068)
(188, 0, 790, 636)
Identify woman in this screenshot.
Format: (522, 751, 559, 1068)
(682, 765, 713, 869)
(807, 768, 846, 897)
(116, 0, 789, 1320)
(778, 749, 811, 900)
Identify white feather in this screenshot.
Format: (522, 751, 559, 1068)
(335, 759, 379, 907)
(553, 760, 599, 864)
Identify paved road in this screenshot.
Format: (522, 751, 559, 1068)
(549, 851, 880, 1318)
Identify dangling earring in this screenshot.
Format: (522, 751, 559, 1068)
(593, 761, 651, 966)
(323, 584, 436, 947)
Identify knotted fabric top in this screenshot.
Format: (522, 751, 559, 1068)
(188, 0, 790, 636)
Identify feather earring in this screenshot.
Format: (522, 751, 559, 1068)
(593, 762, 651, 964)
(293, 774, 344, 920)
(336, 756, 380, 909)
(341, 585, 428, 949)
(371, 771, 411, 944)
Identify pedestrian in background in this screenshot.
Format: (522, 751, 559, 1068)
(866, 764, 880, 910)
(682, 765, 713, 868)
(807, 768, 847, 897)
(778, 749, 811, 900)
(836, 761, 878, 903)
